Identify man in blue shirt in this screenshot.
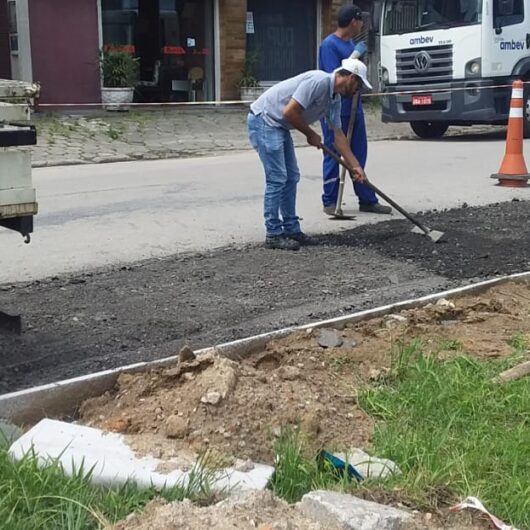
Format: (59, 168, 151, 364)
(248, 59, 370, 250)
(319, 4, 391, 215)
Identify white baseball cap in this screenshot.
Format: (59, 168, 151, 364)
(335, 58, 372, 90)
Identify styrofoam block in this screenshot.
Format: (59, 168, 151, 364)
(8, 419, 274, 492)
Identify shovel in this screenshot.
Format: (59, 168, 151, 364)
(321, 145, 445, 243)
(330, 93, 359, 220)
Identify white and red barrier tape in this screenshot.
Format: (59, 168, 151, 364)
(3, 80, 530, 108)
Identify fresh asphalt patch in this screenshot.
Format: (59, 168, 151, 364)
(0, 200, 528, 393)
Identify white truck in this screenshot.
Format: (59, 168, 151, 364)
(0, 79, 38, 243)
(379, 0, 530, 138)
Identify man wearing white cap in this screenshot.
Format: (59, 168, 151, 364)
(248, 58, 370, 251)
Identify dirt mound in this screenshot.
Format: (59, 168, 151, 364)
(113, 490, 487, 530)
(80, 339, 374, 464)
(113, 490, 341, 530)
(80, 281, 530, 466)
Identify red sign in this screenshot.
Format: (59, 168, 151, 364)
(412, 95, 433, 106)
(163, 46, 186, 55)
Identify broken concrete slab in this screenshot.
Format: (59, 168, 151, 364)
(301, 490, 413, 530)
(318, 329, 344, 349)
(9, 419, 274, 492)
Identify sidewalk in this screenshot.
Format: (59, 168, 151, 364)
(30, 105, 503, 168)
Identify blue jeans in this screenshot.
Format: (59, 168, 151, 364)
(247, 113, 301, 237)
(320, 109, 378, 207)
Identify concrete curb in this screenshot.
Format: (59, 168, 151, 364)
(1, 271, 529, 424)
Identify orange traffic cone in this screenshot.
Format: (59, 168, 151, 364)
(491, 80, 529, 187)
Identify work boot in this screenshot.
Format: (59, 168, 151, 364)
(359, 203, 392, 214)
(287, 232, 318, 246)
(323, 205, 337, 216)
(265, 235, 300, 251)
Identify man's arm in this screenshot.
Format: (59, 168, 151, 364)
(283, 99, 322, 148)
(333, 128, 366, 182)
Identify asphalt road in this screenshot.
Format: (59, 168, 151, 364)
(0, 133, 526, 284)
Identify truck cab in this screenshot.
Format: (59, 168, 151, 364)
(379, 0, 530, 138)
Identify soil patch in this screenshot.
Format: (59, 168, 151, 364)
(80, 280, 530, 465)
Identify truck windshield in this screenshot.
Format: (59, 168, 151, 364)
(382, 0, 482, 35)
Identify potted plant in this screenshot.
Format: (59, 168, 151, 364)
(99, 47, 139, 111)
(239, 50, 264, 102)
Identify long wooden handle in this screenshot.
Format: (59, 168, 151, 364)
(336, 94, 360, 211)
(321, 144, 432, 236)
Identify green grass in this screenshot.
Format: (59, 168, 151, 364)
(0, 443, 216, 530)
(270, 343, 530, 529)
(359, 347, 530, 528)
(510, 331, 529, 354)
(270, 430, 352, 503)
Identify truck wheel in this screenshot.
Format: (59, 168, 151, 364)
(524, 83, 530, 139)
(410, 121, 449, 139)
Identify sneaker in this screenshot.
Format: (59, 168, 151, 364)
(323, 205, 337, 216)
(265, 235, 300, 251)
(287, 231, 318, 246)
(359, 203, 392, 214)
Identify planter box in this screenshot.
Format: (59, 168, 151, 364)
(240, 86, 265, 103)
(101, 87, 134, 111)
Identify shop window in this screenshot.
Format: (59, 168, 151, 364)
(102, 0, 214, 102)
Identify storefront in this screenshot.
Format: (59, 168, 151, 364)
(101, 0, 215, 102)
(5, 0, 361, 105)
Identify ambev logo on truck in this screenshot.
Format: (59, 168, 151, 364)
(499, 40, 525, 50)
(410, 36, 434, 45)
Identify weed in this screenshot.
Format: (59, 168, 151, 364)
(437, 339, 464, 352)
(510, 331, 529, 354)
(389, 338, 423, 378)
(106, 123, 126, 141)
(326, 354, 357, 371)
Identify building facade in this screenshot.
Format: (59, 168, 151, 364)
(0, 0, 380, 105)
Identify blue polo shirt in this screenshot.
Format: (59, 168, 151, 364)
(319, 34, 362, 117)
(250, 70, 342, 130)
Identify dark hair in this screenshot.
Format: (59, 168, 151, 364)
(337, 4, 363, 27)
(336, 68, 354, 77)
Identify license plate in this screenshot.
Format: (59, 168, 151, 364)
(412, 95, 432, 106)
